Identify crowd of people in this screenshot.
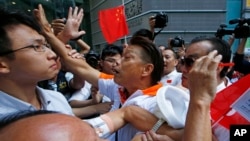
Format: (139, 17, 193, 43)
(0, 3, 249, 141)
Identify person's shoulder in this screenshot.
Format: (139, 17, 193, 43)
(36, 87, 74, 115)
(37, 87, 66, 100)
(99, 77, 117, 86)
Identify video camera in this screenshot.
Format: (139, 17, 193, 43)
(153, 12, 168, 28)
(215, 18, 250, 39)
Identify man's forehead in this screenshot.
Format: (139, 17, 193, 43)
(7, 25, 45, 45)
(185, 52, 200, 59)
(124, 45, 139, 53)
(185, 42, 211, 58)
(163, 49, 175, 55)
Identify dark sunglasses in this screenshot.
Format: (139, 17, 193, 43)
(180, 57, 195, 68)
(180, 57, 235, 68)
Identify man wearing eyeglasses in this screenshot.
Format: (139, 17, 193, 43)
(0, 6, 175, 139)
(31, 3, 235, 141)
(0, 8, 76, 118)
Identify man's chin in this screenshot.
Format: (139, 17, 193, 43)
(48, 71, 59, 79)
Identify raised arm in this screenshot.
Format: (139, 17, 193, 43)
(236, 38, 247, 54)
(184, 50, 222, 141)
(51, 18, 90, 54)
(148, 16, 155, 37)
(134, 51, 222, 141)
(233, 38, 250, 75)
(33, 4, 100, 88)
(76, 39, 91, 54)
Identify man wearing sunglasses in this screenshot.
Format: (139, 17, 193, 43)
(0, 6, 179, 140)
(141, 37, 233, 141)
(180, 36, 233, 141)
(32, 3, 233, 141)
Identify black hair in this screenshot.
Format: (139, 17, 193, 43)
(190, 36, 232, 78)
(164, 47, 178, 59)
(0, 110, 58, 130)
(0, 7, 41, 58)
(129, 36, 164, 85)
(85, 50, 100, 69)
(132, 28, 154, 41)
(100, 44, 123, 60)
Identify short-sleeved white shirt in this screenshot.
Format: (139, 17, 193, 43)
(98, 78, 121, 112)
(98, 79, 168, 141)
(69, 81, 92, 101)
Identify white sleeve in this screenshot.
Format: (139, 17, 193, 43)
(68, 81, 91, 101)
(65, 72, 74, 82)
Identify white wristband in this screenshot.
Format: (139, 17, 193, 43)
(152, 119, 165, 132)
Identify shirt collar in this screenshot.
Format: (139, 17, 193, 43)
(36, 87, 51, 108)
(118, 83, 163, 104)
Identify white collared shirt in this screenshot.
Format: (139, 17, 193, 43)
(0, 86, 74, 119)
(98, 78, 189, 141)
(212, 78, 232, 141)
(160, 69, 182, 86)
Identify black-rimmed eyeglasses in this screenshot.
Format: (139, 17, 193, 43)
(0, 43, 51, 56)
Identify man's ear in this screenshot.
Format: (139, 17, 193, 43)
(142, 63, 154, 77)
(0, 61, 10, 73)
(174, 58, 179, 67)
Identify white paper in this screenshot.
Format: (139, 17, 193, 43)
(232, 88, 250, 121)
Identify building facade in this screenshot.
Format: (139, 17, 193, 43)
(0, 0, 247, 53)
(89, 0, 228, 51)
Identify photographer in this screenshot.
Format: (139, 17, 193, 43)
(215, 18, 250, 77)
(168, 36, 186, 72)
(233, 38, 250, 76)
(169, 36, 185, 55)
(148, 12, 168, 41)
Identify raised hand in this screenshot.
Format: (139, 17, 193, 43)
(90, 86, 103, 104)
(58, 6, 86, 42)
(95, 102, 113, 114)
(66, 45, 84, 59)
(51, 18, 66, 36)
(188, 50, 222, 102)
(33, 4, 53, 34)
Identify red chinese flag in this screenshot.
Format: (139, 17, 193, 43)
(211, 74, 250, 129)
(99, 5, 129, 44)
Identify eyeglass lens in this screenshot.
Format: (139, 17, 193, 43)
(180, 58, 195, 67)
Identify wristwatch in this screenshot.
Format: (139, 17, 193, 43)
(152, 119, 165, 132)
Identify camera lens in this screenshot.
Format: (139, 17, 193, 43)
(170, 36, 184, 47)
